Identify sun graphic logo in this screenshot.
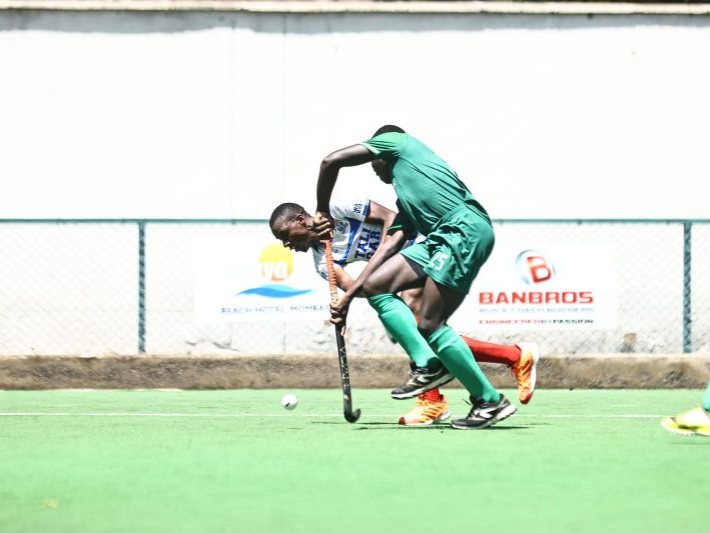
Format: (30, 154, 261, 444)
(236, 242, 313, 299)
(515, 249, 555, 285)
(259, 242, 294, 282)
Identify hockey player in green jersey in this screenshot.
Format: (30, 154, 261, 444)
(313, 125, 515, 429)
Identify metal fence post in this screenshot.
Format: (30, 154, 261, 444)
(138, 221, 146, 354)
(683, 221, 692, 353)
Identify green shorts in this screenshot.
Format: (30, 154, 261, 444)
(400, 204, 495, 294)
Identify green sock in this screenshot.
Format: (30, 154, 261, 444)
(368, 294, 437, 368)
(427, 326, 500, 403)
(703, 378, 710, 412)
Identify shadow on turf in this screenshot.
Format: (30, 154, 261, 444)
(668, 439, 710, 445)
(311, 421, 530, 430)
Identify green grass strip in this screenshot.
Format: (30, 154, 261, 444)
(0, 389, 708, 533)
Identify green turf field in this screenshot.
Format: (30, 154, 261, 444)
(1, 388, 708, 533)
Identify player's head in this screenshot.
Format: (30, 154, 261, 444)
(269, 202, 318, 253)
(373, 124, 405, 136)
(370, 125, 404, 184)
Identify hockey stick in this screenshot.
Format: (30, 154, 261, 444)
(324, 240, 361, 423)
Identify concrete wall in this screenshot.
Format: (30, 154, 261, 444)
(2, 353, 709, 390)
(1, 3, 709, 220)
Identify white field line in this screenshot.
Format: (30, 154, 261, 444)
(0, 412, 666, 418)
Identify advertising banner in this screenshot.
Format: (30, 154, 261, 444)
(450, 243, 617, 331)
(194, 231, 331, 322)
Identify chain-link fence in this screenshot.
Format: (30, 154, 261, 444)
(0, 219, 708, 356)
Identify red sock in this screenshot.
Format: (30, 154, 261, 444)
(461, 336, 520, 366)
(420, 388, 443, 401)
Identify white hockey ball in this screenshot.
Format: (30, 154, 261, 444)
(281, 393, 298, 410)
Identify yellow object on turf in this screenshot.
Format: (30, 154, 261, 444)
(661, 407, 710, 437)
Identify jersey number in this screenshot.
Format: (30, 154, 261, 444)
(429, 252, 450, 271)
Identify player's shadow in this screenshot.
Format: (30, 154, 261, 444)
(310, 421, 392, 427)
(354, 423, 530, 430)
(310, 421, 529, 430)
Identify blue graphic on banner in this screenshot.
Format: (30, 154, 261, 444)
(236, 284, 313, 298)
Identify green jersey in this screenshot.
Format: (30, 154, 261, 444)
(361, 132, 488, 236)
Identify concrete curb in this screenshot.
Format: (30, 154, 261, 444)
(1, 354, 708, 390)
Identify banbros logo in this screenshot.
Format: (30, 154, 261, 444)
(236, 242, 313, 298)
(480, 248, 594, 305)
(515, 250, 555, 285)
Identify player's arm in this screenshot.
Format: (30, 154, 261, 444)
(314, 145, 374, 236)
(330, 208, 415, 325)
(314, 255, 360, 295)
(327, 264, 371, 296)
(333, 267, 358, 293)
(335, 228, 408, 310)
(327, 201, 396, 299)
(365, 200, 396, 238)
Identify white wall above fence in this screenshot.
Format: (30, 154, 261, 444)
(0, 7, 708, 219)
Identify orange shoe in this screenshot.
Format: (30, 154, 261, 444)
(512, 342, 540, 404)
(398, 389, 451, 426)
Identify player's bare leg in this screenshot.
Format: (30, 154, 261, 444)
(364, 255, 454, 399)
(405, 284, 540, 404)
(415, 278, 516, 429)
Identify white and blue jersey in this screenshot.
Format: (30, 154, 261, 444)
(312, 197, 420, 281)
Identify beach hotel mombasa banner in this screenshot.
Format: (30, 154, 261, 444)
(451, 243, 617, 331)
(194, 232, 330, 322)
